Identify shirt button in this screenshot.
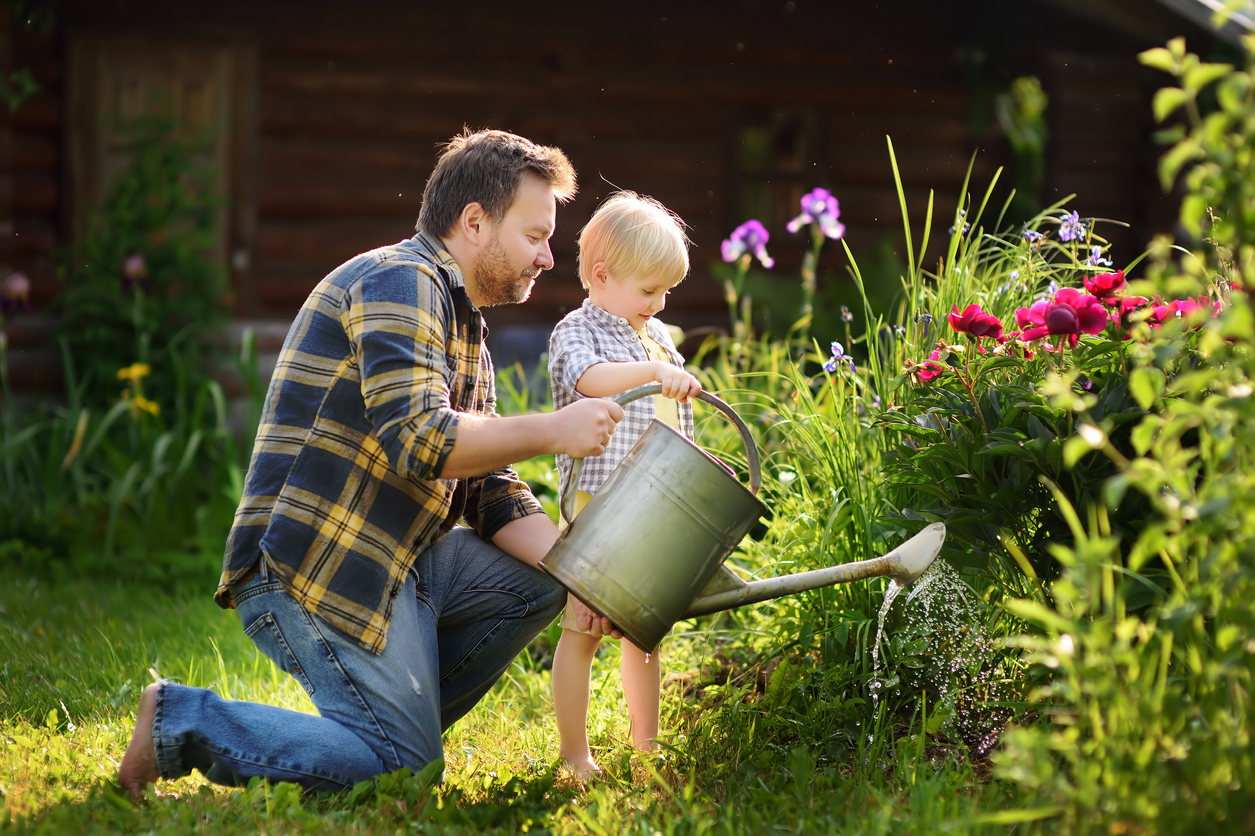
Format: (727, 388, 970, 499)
(389, 583, 400, 599)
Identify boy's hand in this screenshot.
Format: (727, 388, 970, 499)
(552, 398, 624, 458)
(653, 363, 703, 403)
(570, 595, 622, 639)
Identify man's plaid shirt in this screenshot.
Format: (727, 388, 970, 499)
(215, 232, 544, 655)
(548, 299, 694, 496)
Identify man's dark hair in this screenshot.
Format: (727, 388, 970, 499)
(417, 128, 577, 238)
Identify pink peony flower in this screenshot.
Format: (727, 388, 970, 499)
(1015, 287, 1108, 346)
(1084, 270, 1125, 301)
(1151, 296, 1222, 326)
(915, 349, 948, 383)
(947, 303, 1004, 341)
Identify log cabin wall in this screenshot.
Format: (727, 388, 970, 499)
(3, 0, 1223, 392)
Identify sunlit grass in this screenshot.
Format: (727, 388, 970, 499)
(0, 566, 1030, 834)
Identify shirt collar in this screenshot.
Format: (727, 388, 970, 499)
(406, 231, 467, 292)
(580, 298, 639, 334)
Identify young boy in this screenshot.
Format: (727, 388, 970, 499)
(547, 191, 703, 777)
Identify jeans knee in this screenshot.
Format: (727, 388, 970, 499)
(534, 576, 566, 621)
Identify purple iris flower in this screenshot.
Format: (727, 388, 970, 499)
(824, 340, 855, 373)
(1058, 211, 1087, 243)
(1, 272, 31, 314)
(721, 220, 774, 268)
(1086, 246, 1112, 267)
(949, 209, 970, 236)
(786, 188, 845, 240)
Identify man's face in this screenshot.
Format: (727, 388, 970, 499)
(470, 175, 556, 307)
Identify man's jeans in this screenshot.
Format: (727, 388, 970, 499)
(150, 528, 565, 790)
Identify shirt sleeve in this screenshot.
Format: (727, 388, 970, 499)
(341, 261, 460, 483)
(548, 317, 607, 396)
(460, 348, 546, 539)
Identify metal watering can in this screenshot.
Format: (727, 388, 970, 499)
(539, 383, 946, 652)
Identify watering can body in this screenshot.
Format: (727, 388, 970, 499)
(542, 417, 767, 651)
(539, 384, 946, 652)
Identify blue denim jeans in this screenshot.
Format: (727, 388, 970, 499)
(151, 527, 564, 790)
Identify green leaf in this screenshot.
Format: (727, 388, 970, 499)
(1138, 47, 1178, 74)
(1159, 138, 1203, 190)
(1004, 599, 1072, 633)
(1180, 194, 1208, 237)
(1129, 368, 1166, 410)
(1152, 87, 1190, 122)
(1063, 434, 1094, 469)
(979, 442, 1033, 459)
(1183, 62, 1233, 93)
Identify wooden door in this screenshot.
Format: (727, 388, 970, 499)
(67, 34, 256, 313)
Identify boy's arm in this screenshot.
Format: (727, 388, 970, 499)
(577, 361, 702, 402)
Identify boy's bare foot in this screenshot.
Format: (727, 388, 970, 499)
(561, 754, 602, 783)
(118, 683, 160, 799)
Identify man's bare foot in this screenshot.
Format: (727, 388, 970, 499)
(118, 683, 160, 799)
(561, 754, 601, 782)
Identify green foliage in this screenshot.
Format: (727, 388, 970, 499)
(985, 35, 1255, 833)
(0, 335, 258, 586)
(56, 116, 226, 412)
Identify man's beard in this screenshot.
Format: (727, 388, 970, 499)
(471, 234, 539, 307)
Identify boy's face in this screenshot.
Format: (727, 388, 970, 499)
(590, 265, 678, 331)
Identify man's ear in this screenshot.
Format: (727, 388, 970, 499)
(455, 202, 490, 245)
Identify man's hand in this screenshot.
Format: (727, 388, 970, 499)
(653, 363, 703, 403)
(551, 398, 624, 459)
(568, 594, 622, 639)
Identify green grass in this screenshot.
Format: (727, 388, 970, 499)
(0, 565, 1037, 835)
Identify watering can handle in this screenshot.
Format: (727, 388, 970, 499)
(561, 383, 762, 524)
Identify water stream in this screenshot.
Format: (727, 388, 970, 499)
(868, 560, 1011, 758)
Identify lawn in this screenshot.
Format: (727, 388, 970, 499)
(0, 567, 1030, 835)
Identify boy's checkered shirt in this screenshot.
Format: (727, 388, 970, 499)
(548, 299, 695, 496)
(214, 232, 543, 655)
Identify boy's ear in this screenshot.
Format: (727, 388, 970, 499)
(589, 261, 611, 286)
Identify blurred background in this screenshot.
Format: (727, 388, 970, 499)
(1, 0, 1246, 392)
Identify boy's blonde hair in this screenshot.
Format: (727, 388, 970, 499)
(577, 192, 690, 290)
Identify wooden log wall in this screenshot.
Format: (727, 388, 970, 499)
(4, 0, 1214, 392)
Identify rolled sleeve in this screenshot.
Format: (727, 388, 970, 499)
(342, 263, 459, 482)
(460, 365, 544, 537)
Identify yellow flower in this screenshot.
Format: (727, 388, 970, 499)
(131, 395, 160, 417)
(117, 363, 152, 382)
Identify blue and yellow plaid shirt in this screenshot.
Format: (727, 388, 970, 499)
(215, 232, 544, 654)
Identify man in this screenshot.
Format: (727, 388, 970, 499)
(118, 129, 624, 796)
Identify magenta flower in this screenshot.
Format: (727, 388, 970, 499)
(947, 303, 1004, 341)
(1083, 269, 1125, 302)
(786, 188, 845, 240)
(1151, 296, 1221, 326)
(915, 349, 948, 383)
(1015, 287, 1108, 346)
(721, 220, 774, 268)
(1, 272, 31, 314)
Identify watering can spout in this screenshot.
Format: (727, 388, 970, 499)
(680, 523, 946, 620)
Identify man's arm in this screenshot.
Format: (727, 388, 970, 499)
(438, 398, 621, 479)
(490, 513, 621, 639)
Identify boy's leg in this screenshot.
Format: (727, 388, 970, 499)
(620, 642, 661, 751)
(551, 625, 602, 771)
